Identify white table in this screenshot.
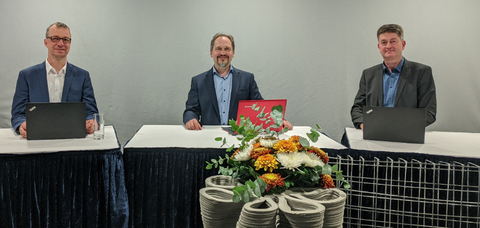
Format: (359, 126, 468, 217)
(0, 125, 128, 228)
(0, 126, 120, 154)
(125, 125, 346, 149)
(345, 127, 480, 158)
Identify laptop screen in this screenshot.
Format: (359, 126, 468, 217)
(363, 106, 426, 144)
(236, 99, 286, 130)
(25, 102, 86, 140)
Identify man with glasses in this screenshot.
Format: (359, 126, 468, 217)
(350, 24, 437, 130)
(11, 22, 98, 138)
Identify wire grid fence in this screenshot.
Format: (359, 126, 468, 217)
(330, 155, 480, 228)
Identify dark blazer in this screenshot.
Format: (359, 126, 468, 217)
(11, 61, 98, 132)
(183, 67, 263, 125)
(351, 59, 436, 128)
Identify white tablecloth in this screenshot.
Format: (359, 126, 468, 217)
(345, 127, 480, 158)
(125, 125, 346, 150)
(0, 126, 119, 154)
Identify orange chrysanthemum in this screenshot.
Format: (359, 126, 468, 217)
(252, 142, 261, 149)
(250, 147, 272, 160)
(254, 154, 279, 172)
(273, 140, 298, 153)
(288, 135, 304, 151)
(321, 174, 335, 188)
(259, 173, 285, 192)
(308, 146, 329, 163)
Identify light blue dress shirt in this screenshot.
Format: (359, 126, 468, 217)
(213, 66, 233, 125)
(383, 57, 404, 107)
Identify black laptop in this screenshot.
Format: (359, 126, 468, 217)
(25, 102, 86, 140)
(363, 106, 426, 144)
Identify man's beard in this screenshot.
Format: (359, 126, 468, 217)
(217, 58, 229, 68)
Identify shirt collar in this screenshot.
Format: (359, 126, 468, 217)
(382, 57, 405, 74)
(45, 59, 67, 75)
(212, 65, 234, 78)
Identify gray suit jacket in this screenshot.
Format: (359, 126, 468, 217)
(351, 59, 436, 128)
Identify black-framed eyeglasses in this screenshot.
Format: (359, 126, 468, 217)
(46, 36, 71, 44)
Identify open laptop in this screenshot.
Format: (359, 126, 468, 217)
(236, 99, 287, 130)
(363, 106, 426, 144)
(25, 102, 86, 140)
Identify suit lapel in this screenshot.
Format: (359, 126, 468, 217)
(62, 63, 73, 102)
(394, 59, 409, 106)
(373, 65, 384, 106)
(229, 67, 240, 114)
(205, 69, 220, 119)
(37, 62, 50, 101)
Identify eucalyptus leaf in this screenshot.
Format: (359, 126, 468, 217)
(271, 105, 283, 113)
(254, 186, 262, 197)
(251, 103, 257, 110)
(336, 172, 344, 180)
(232, 195, 241, 203)
(322, 164, 332, 175)
(246, 180, 255, 188)
(332, 164, 338, 172)
(243, 190, 250, 203)
(299, 137, 310, 148)
(206, 164, 213, 170)
(215, 137, 223, 141)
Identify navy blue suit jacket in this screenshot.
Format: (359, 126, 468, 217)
(183, 67, 263, 125)
(11, 61, 98, 132)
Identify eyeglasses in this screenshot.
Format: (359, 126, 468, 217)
(46, 36, 71, 44)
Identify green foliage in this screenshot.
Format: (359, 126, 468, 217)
(207, 103, 351, 203)
(232, 177, 268, 203)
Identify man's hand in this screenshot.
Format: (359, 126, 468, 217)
(360, 123, 364, 131)
(186, 119, 202, 130)
(19, 122, 27, 138)
(86, 119, 94, 134)
(283, 120, 293, 130)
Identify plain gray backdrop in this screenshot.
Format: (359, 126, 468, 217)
(1, 0, 479, 146)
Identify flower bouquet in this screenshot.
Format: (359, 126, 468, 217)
(206, 104, 350, 203)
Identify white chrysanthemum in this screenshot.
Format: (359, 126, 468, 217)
(259, 138, 279, 148)
(233, 144, 253, 161)
(276, 153, 304, 171)
(303, 152, 325, 168)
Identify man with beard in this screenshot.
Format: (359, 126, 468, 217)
(183, 33, 292, 130)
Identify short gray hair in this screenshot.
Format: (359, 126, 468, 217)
(377, 24, 404, 40)
(46, 22, 70, 37)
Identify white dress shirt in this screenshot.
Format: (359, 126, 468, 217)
(45, 60, 66, 102)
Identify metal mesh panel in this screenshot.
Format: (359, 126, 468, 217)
(331, 156, 480, 228)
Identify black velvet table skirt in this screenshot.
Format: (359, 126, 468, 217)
(0, 150, 129, 228)
(123, 148, 224, 228)
(123, 147, 348, 228)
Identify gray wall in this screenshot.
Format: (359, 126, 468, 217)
(1, 0, 479, 145)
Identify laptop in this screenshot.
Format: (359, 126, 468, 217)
(236, 99, 287, 130)
(25, 102, 86, 140)
(363, 106, 426, 144)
